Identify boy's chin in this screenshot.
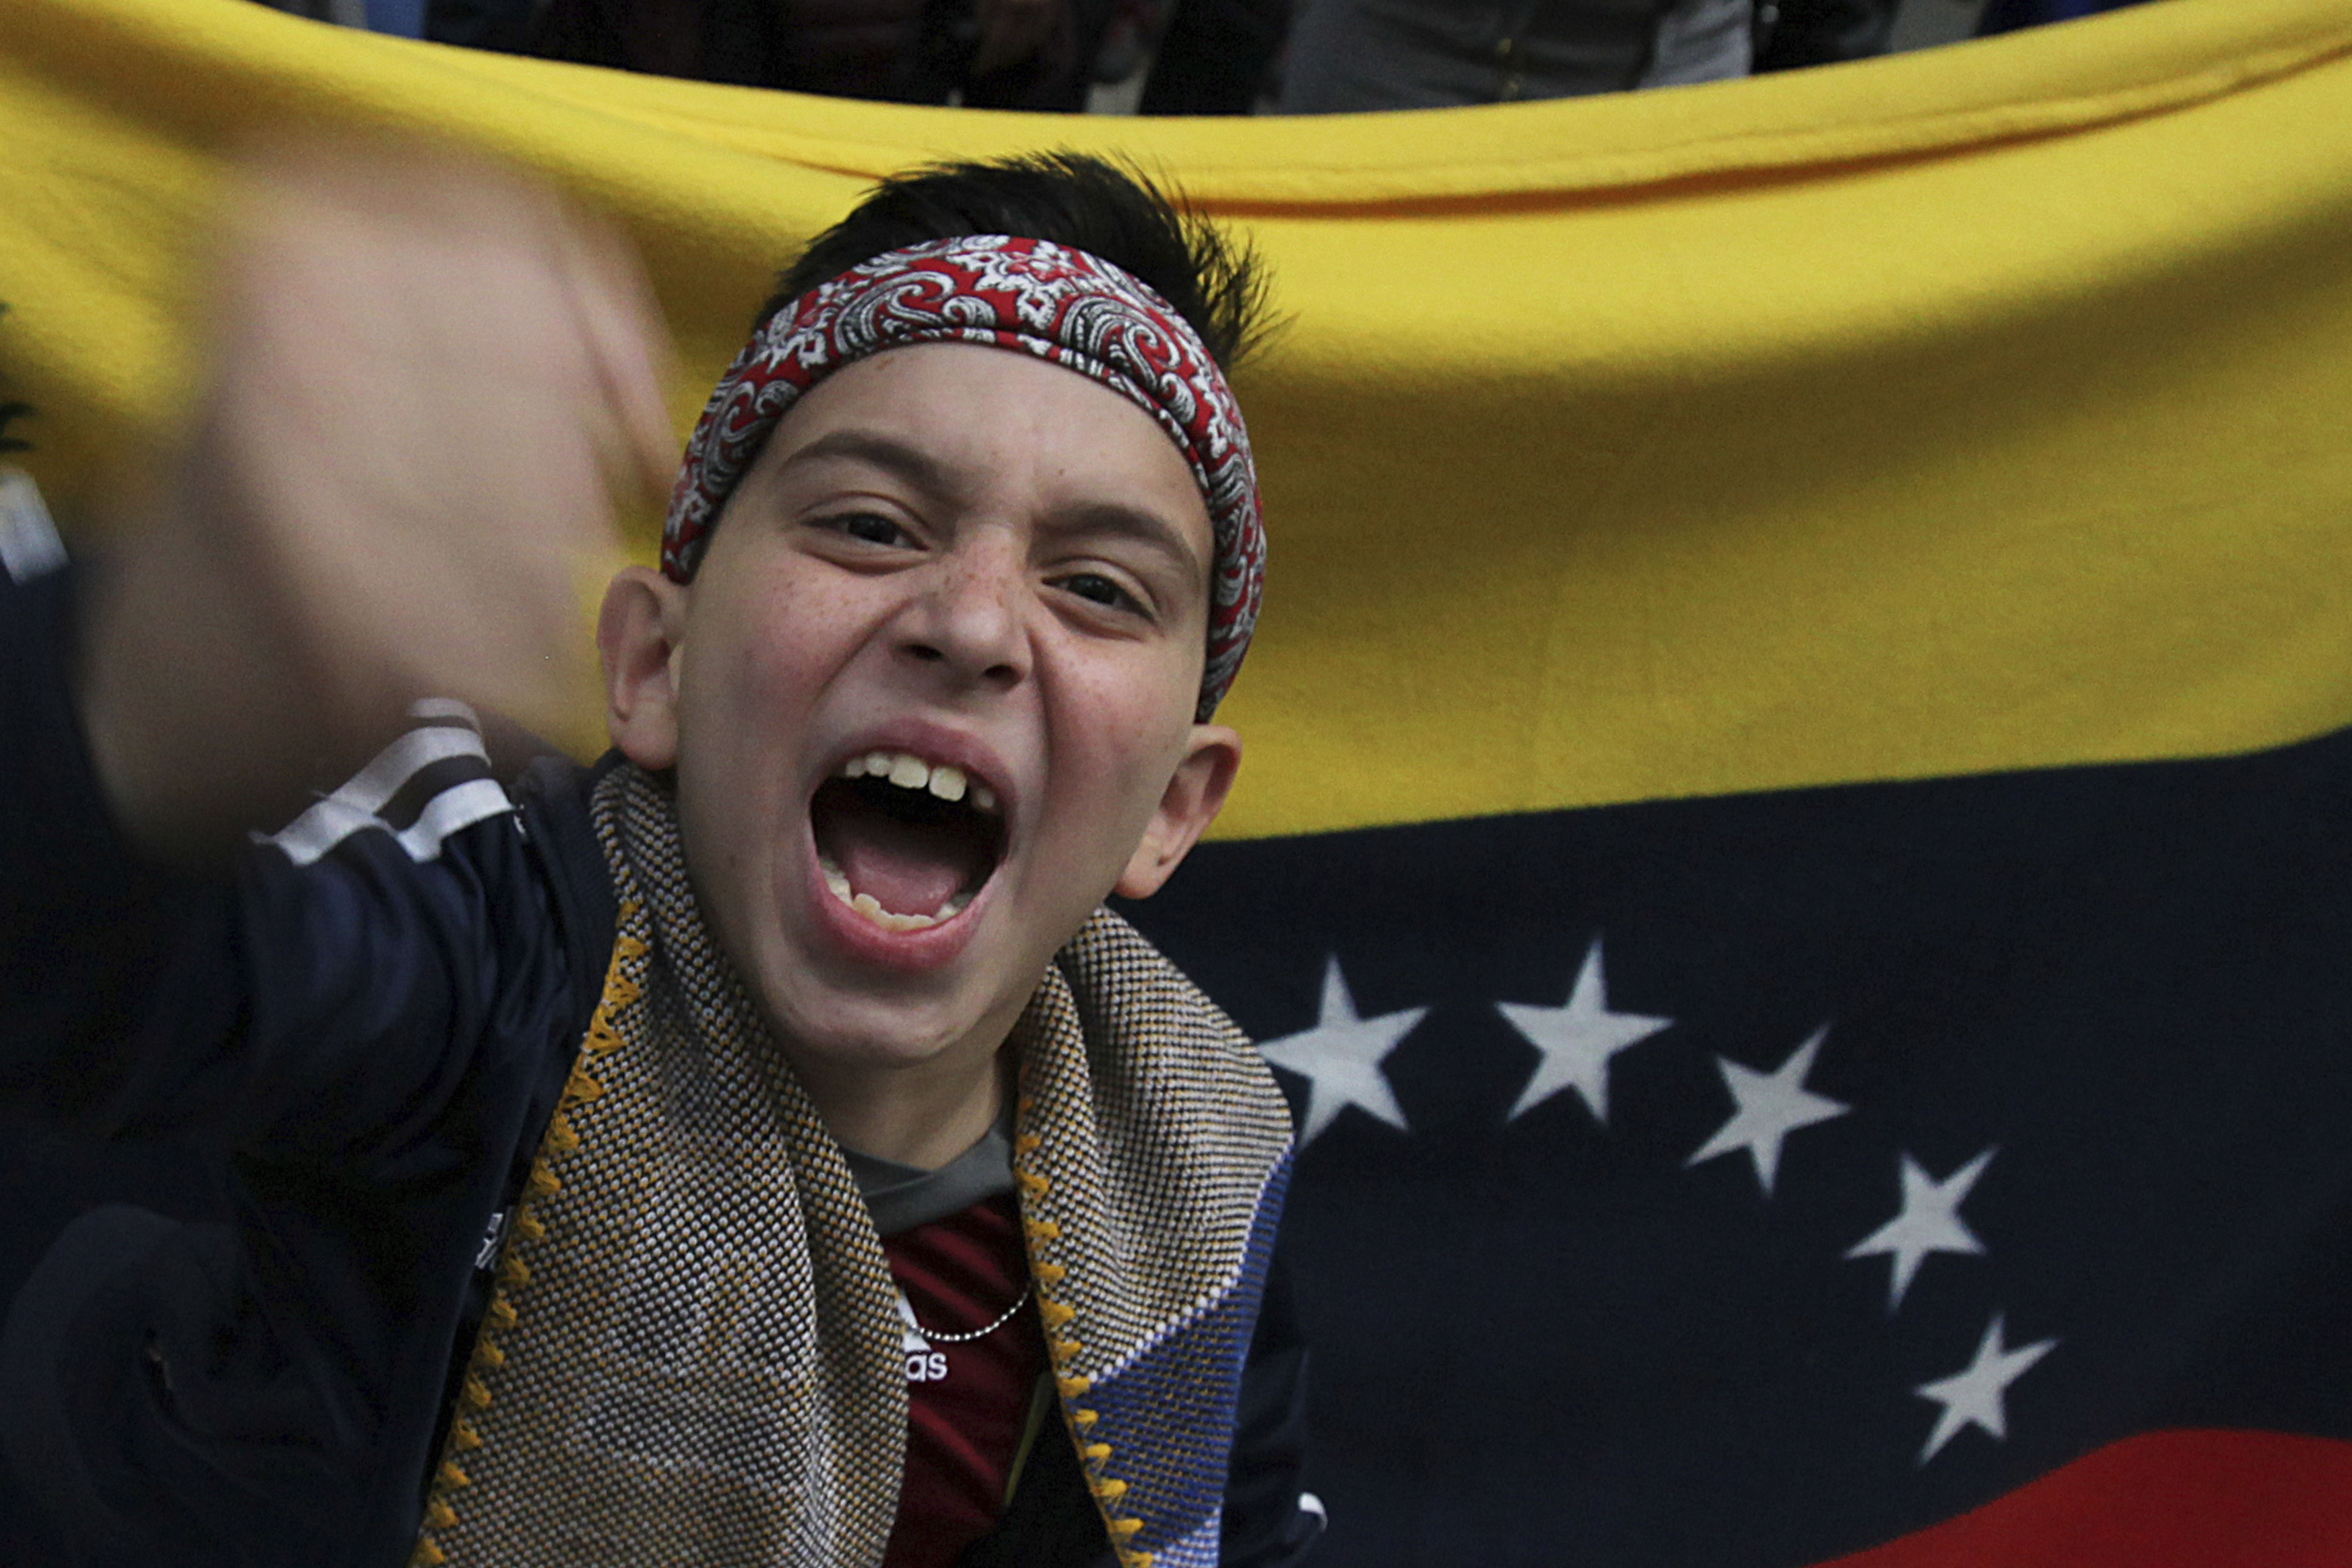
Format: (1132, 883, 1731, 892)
(756, 983, 1012, 1080)
(753, 906, 1034, 1072)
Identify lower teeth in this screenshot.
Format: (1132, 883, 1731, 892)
(818, 854, 971, 931)
(852, 891, 936, 932)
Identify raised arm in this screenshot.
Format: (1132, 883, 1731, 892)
(2, 138, 668, 1140)
(76, 137, 672, 858)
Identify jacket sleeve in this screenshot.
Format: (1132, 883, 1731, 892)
(0, 553, 562, 1161)
(0, 556, 211, 1134)
(0, 552, 600, 1568)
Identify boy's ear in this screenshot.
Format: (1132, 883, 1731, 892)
(1115, 724, 1242, 900)
(597, 566, 686, 770)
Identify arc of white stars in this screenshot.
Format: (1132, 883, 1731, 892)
(1846, 1147, 1997, 1312)
(1258, 956, 1427, 1145)
(1495, 936, 1674, 1125)
(1685, 1025, 1849, 1197)
(1914, 1312, 2057, 1465)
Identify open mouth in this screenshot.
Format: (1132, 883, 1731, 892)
(810, 749, 1007, 933)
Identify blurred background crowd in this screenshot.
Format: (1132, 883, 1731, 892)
(256, 0, 2158, 117)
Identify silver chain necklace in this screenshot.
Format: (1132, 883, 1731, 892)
(903, 1281, 1034, 1344)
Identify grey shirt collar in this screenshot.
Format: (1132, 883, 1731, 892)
(842, 1109, 1017, 1238)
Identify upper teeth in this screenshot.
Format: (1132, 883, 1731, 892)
(840, 749, 999, 812)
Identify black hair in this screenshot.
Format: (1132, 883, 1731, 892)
(763, 152, 1273, 372)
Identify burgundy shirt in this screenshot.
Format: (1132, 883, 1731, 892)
(880, 1191, 1050, 1568)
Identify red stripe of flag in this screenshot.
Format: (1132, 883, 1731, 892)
(1824, 1430, 2352, 1568)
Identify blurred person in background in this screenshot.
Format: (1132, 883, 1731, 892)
(1277, 0, 1757, 111)
(424, 0, 539, 48)
(1273, 0, 1896, 113)
(1752, 0, 1897, 71)
(250, 0, 429, 34)
(1977, 0, 2150, 36)
(1127, 0, 1291, 115)
(258, 0, 1109, 102)
(260, 0, 1897, 111)
(452, 0, 1115, 109)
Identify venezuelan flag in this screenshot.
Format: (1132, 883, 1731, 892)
(6, 0, 2352, 1561)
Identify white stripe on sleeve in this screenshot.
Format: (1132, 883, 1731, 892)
(395, 778, 515, 864)
(265, 710, 505, 867)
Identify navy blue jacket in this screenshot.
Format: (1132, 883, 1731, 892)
(0, 560, 1315, 1568)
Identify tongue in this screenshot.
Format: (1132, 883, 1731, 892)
(827, 806, 973, 918)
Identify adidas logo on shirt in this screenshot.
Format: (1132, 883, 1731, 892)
(898, 1292, 949, 1384)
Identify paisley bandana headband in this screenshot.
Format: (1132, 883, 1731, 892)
(662, 234, 1265, 720)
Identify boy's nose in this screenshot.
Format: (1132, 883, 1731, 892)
(898, 532, 1029, 692)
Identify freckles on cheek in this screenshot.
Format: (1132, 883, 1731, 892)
(751, 580, 865, 691)
(1062, 656, 1193, 765)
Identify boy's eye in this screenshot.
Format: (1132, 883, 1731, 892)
(1057, 572, 1148, 617)
(816, 511, 913, 548)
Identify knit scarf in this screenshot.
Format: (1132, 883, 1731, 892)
(413, 764, 1293, 1568)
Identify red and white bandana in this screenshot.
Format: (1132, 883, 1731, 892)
(662, 235, 1265, 720)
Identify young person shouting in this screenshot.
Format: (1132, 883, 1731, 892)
(0, 143, 1316, 1568)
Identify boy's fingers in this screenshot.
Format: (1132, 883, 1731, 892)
(197, 138, 650, 746)
(549, 202, 678, 506)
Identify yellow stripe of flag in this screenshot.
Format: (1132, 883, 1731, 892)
(5, 0, 2349, 837)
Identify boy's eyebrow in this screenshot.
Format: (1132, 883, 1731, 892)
(775, 428, 972, 502)
(1043, 501, 1207, 584)
(781, 426, 1207, 583)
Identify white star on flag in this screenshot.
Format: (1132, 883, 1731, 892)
(1496, 936, 1673, 1124)
(1259, 956, 1427, 1145)
(1847, 1147, 1996, 1311)
(1686, 1025, 1849, 1196)
(1914, 1312, 2058, 1464)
